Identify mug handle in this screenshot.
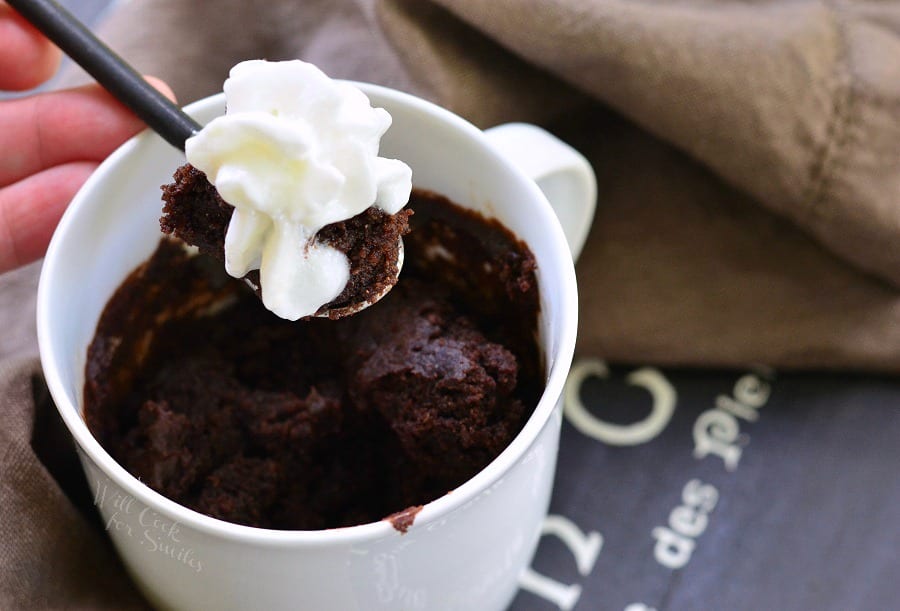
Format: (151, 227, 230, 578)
(484, 123, 597, 261)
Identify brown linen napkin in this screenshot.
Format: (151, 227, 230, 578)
(0, 356, 149, 609)
(3, 0, 900, 607)
(372, 0, 900, 370)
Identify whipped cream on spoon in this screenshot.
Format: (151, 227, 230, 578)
(184, 60, 412, 321)
(8, 0, 410, 320)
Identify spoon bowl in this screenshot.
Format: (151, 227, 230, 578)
(315, 239, 404, 318)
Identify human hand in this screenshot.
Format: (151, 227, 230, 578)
(0, 2, 173, 273)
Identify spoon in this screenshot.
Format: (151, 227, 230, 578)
(7, 0, 403, 319)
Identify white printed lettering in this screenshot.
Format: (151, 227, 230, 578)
(652, 526, 695, 570)
(520, 515, 603, 610)
(692, 373, 771, 470)
(692, 410, 742, 470)
(669, 505, 707, 538)
(519, 570, 583, 611)
(564, 359, 676, 446)
(715, 394, 759, 422)
(681, 479, 719, 513)
(652, 480, 719, 570)
(734, 374, 770, 408)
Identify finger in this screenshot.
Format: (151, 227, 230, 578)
(0, 160, 97, 273)
(0, 2, 62, 90)
(0, 77, 176, 186)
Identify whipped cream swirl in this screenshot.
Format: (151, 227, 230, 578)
(185, 60, 412, 320)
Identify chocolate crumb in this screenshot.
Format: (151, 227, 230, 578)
(86, 189, 541, 530)
(160, 164, 411, 317)
(386, 505, 423, 534)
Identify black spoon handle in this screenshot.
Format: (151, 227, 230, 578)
(7, 0, 201, 150)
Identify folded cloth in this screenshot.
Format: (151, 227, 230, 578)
(3, 0, 900, 607)
(0, 357, 149, 609)
(372, 0, 900, 370)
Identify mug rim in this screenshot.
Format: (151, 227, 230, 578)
(37, 83, 578, 546)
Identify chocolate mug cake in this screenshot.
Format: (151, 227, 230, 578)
(83, 186, 543, 531)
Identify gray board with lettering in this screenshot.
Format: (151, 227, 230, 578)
(509, 364, 900, 611)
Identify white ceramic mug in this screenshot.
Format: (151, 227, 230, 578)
(37, 84, 596, 611)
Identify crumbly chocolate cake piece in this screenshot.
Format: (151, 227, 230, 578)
(160, 164, 411, 318)
(85, 191, 541, 530)
(340, 278, 525, 485)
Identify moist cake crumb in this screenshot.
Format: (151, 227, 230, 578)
(86, 189, 541, 530)
(160, 164, 411, 318)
